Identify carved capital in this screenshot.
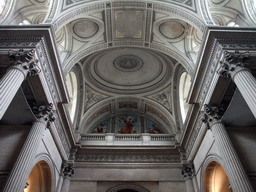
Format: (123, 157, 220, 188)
(8, 49, 40, 76)
(202, 104, 224, 129)
(182, 161, 195, 179)
(32, 103, 55, 128)
(62, 161, 74, 178)
(218, 51, 250, 78)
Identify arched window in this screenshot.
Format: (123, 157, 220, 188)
(179, 72, 191, 122)
(66, 71, 78, 122)
(204, 162, 232, 192)
(24, 161, 52, 192)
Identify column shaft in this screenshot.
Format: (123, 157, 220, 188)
(0, 66, 28, 119)
(61, 177, 71, 192)
(232, 69, 256, 118)
(185, 178, 195, 192)
(211, 122, 253, 192)
(3, 119, 46, 192)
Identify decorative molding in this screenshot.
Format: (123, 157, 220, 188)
(54, 2, 201, 34)
(76, 154, 180, 163)
(32, 103, 56, 128)
(147, 85, 172, 112)
(84, 85, 109, 113)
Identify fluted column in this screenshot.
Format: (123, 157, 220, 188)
(61, 161, 74, 192)
(182, 162, 195, 192)
(3, 104, 55, 192)
(203, 104, 254, 192)
(218, 51, 256, 118)
(0, 49, 40, 119)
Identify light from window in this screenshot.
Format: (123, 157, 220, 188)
(179, 72, 191, 123)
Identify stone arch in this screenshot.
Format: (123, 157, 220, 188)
(25, 153, 56, 192)
(107, 184, 149, 192)
(200, 154, 231, 192)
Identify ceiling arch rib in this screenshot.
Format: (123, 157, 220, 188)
(52, 1, 205, 34)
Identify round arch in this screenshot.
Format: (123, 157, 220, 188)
(24, 160, 53, 192)
(107, 184, 149, 192)
(26, 153, 57, 192)
(200, 154, 231, 192)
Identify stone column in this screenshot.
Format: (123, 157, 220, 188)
(182, 161, 195, 192)
(61, 161, 74, 192)
(3, 104, 55, 192)
(218, 51, 256, 118)
(202, 104, 254, 192)
(0, 49, 40, 119)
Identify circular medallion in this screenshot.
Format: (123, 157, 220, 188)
(159, 21, 185, 39)
(73, 20, 98, 38)
(114, 55, 143, 72)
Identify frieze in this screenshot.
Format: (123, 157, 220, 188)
(76, 154, 180, 163)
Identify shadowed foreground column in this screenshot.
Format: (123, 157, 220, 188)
(3, 104, 55, 192)
(203, 104, 253, 192)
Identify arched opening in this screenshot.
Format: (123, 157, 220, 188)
(66, 71, 78, 122)
(24, 160, 52, 192)
(179, 72, 191, 123)
(204, 161, 232, 192)
(117, 190, 139, 192)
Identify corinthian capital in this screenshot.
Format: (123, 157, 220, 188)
(217, 51, 250, 78)
(202, 104, 224, 129)
(8, 49, 40, 76)
(62, 161, 74, 178)
(182, 161, 195, 179)
(32, 103, 55, 127)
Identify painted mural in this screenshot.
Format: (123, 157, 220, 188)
(86, 104, 110, 125)
(92, 119, 110, 134)
(146, 119, 164, 134)
(118, 114, 138, 134)
(146, 105, 169, 126)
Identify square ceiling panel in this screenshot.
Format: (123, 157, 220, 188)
(113, 9, 145, 39)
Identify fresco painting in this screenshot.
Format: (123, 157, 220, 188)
(86, 104, 110, 125)
(146, 119, 164, 134)
(118, 114, 138, 134)
(92, 119, 110, 134)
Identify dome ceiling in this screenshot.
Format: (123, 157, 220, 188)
(83, 47, 174, 95)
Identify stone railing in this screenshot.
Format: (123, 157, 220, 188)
(80, 133, 176, 146)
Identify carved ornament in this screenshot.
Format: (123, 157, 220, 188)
(218, 51, 250, 78)
(181, 161, 195, 179)
(202, 104, 224, 129)
(32, 103, 56, 128)
(8, 49, 41, 76)
(62, 161, 74, 178)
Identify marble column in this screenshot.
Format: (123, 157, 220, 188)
(3, 103, 55, 192)
(182, 161, 195, 192)
(203, 104, 254, 192)
(218, 50, 256, 118)
(0, 49, 40, 119)
(61, 161, 74, 192)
